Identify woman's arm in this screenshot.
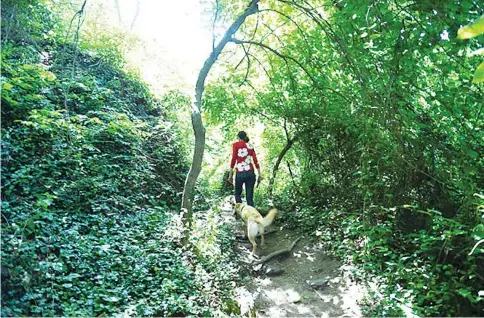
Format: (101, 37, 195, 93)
(228, 143, 237, 184)
(230, 143, 237, 169)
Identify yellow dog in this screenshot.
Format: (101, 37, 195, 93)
(234, 203, 277, 256)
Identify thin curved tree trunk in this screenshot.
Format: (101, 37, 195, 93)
(181, 0, 260, 225)
(268, 136, 298, 199)
(131, 0, 140, 29)
(114, 0, 122, 25)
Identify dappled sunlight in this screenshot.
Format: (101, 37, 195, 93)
(296, 304, 312, 315)
(255, 277, 273, 287)
(2, 0, 482, 316)
(255, 282, 362, 317)
(258, 287, 307, 316)
(235, 286, 256, 316)
(303, 251, 316, 262)
(294, 249, 317, 262)
(337, 280, 364, 317)
(240, 229, 366, 317)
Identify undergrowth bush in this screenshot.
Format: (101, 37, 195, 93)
(1, 51, 240, 318)
(1, 1, 241, 315)
(1, 204, 241, 316)
(283, 200, 484, 316)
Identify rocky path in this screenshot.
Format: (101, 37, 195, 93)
(219, 200, 364, 317)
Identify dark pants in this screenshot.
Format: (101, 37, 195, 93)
(235, 170, 256, 207)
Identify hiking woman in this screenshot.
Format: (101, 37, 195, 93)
(228, 131, 261, 207)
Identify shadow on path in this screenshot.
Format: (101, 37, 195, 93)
(219, 200, 365, 317)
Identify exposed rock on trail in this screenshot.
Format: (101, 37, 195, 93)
(220, 201, 364, 317)
(242, 229, 363, 317)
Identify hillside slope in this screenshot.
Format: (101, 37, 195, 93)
(1, 1, 238, 316)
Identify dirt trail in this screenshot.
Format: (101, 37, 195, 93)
(219, 201, 364, 317)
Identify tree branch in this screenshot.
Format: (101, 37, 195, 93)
(258, 8, 312, 51)
(286, 160, 300, 190)
(279, 0, 366, 87)
(181, 0, 260, 224)
(131, 0, 140, 29)
(240, 44, 251, 86)
(212, 0, 220, 51)
(231, 38, 351, 103)
(63, 0, 88, 111)
(114, 0, 122, 25)
(252, 236, 302, 265)
(268, 134, 299, 198)
(249, 52, 287, 108)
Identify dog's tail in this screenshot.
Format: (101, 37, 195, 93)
(259, 208, 277, 227)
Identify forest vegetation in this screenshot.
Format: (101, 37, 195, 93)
(1, 0, 483, 316)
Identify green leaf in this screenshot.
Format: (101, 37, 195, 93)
(104, 296, 120, 302)
(40, 70, 56, 81)
(3, 82, 13, 91)
(42, 198, 53, 206)
(458, 15, 484, 39)
(472, 61, 484, 84)
(468, 149, 479, 159)
(65, 273, 82, 281)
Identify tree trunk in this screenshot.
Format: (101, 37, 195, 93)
(181, 0, 260, 224)
(268, 136, 298, 199)
(131, 0, 141, 29)
(114, 0, 122, 25)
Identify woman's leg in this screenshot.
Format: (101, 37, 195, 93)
(245, 171, 256, 207)
(234, 172, 244, 203)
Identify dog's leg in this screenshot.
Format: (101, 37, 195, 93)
(247, 222, 258, 256)
(248, 234, 257, 255)
(259, 225, 265, 249)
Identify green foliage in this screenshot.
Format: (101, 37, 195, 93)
(1, 1, 241, 316)
(2, 108, 183, 212)
(1, 202, 240, 316)
(1, 0, 59, 44)
(158, 90, 193, 159)
(203, 0, 483, 316)
(3, 0, 483, 316)
(285, 203, 483, 316)
(458, 15, 484, 40)
(457, 15, 484, 83)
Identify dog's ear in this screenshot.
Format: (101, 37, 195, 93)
(233, 203, 241, 217)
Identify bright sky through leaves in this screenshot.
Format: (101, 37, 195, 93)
(91, 0, 214, 94)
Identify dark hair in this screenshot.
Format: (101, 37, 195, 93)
(237, 131, 249, 142)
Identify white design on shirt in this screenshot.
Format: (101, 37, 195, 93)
(237, 161, 250, 172)
(238, 147, 248, 157)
